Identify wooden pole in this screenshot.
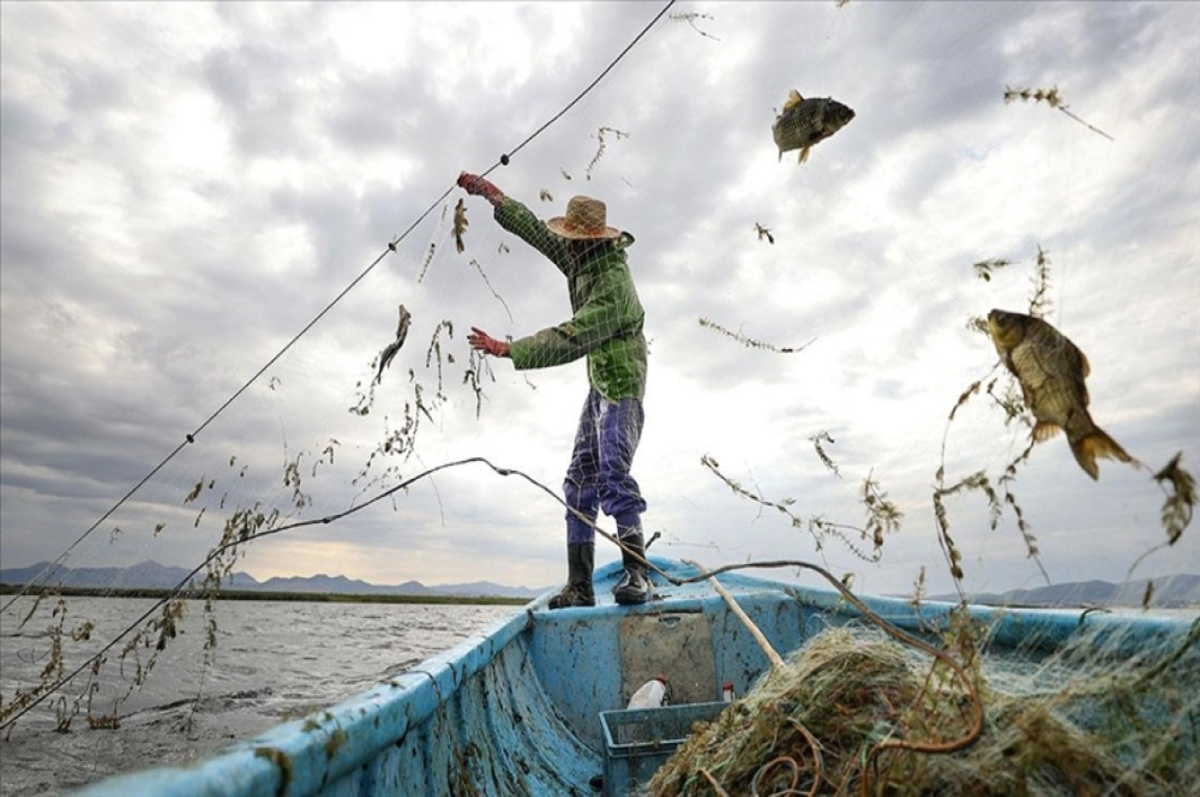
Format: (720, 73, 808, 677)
(683, 558, 785, 671)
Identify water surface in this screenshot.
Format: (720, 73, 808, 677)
(0, 596, 518, 795)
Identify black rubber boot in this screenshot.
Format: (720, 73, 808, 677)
(613, 530, 651, 606)
(548, 543, 595, 609)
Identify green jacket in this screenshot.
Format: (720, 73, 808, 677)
(495, 197, 647, 401)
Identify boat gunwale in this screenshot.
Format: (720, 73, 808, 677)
(75, 558, 1193, 795)
(76, 602, 537, 796)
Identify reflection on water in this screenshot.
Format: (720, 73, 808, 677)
(0, 597, 517, 796)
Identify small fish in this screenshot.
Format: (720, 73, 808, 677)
(374, 304, 412, 386)
(987, 309, 1133, 480)
(772, 89, 855, 163)
(453, 198, 468, 254)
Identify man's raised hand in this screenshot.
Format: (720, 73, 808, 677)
(468, 327, 511, 358)
(457, 173, 504, 207)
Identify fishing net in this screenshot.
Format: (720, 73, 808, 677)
(648, 619, 1200, 796)
(0, 8, 675, 776)
(1, 2, 1197, 795)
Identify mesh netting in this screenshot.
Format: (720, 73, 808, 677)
(0, 2, 1196, 794)
(649, 619, 1199, 796)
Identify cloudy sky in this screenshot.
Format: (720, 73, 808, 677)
(2, 1, 1197, 600)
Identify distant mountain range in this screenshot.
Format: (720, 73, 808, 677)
(930, 573, 1200, 609)
(0, 561, 547, 599)
(3, 561, 1197, 608)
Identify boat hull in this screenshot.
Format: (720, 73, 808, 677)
(76, 559, 1195, 796)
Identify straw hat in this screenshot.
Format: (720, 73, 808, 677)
(546, 195, 621, 240)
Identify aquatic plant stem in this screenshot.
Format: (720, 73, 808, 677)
(786, 719, 826, 797)
(699, 768, 730, 796)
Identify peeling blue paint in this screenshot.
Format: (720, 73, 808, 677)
(76, 558, 1192, 796)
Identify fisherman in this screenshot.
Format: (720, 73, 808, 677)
(456, 172, 651, 608)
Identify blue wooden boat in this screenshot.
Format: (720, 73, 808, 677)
(76, 558, 1194, 796)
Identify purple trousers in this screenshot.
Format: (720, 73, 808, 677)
(564, 389, 646, 544)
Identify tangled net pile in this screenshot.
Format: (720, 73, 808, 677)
(649, 618, 1199, 796)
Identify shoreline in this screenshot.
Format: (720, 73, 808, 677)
(0, 583, 532, 606)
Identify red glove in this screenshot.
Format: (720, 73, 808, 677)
(468, 327, 511, 358)
(457, 172, 504, 206)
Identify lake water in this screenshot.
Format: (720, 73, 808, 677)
(0, 596, 520, 796)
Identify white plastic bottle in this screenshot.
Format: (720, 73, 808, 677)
(627, 675, 668, 709)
